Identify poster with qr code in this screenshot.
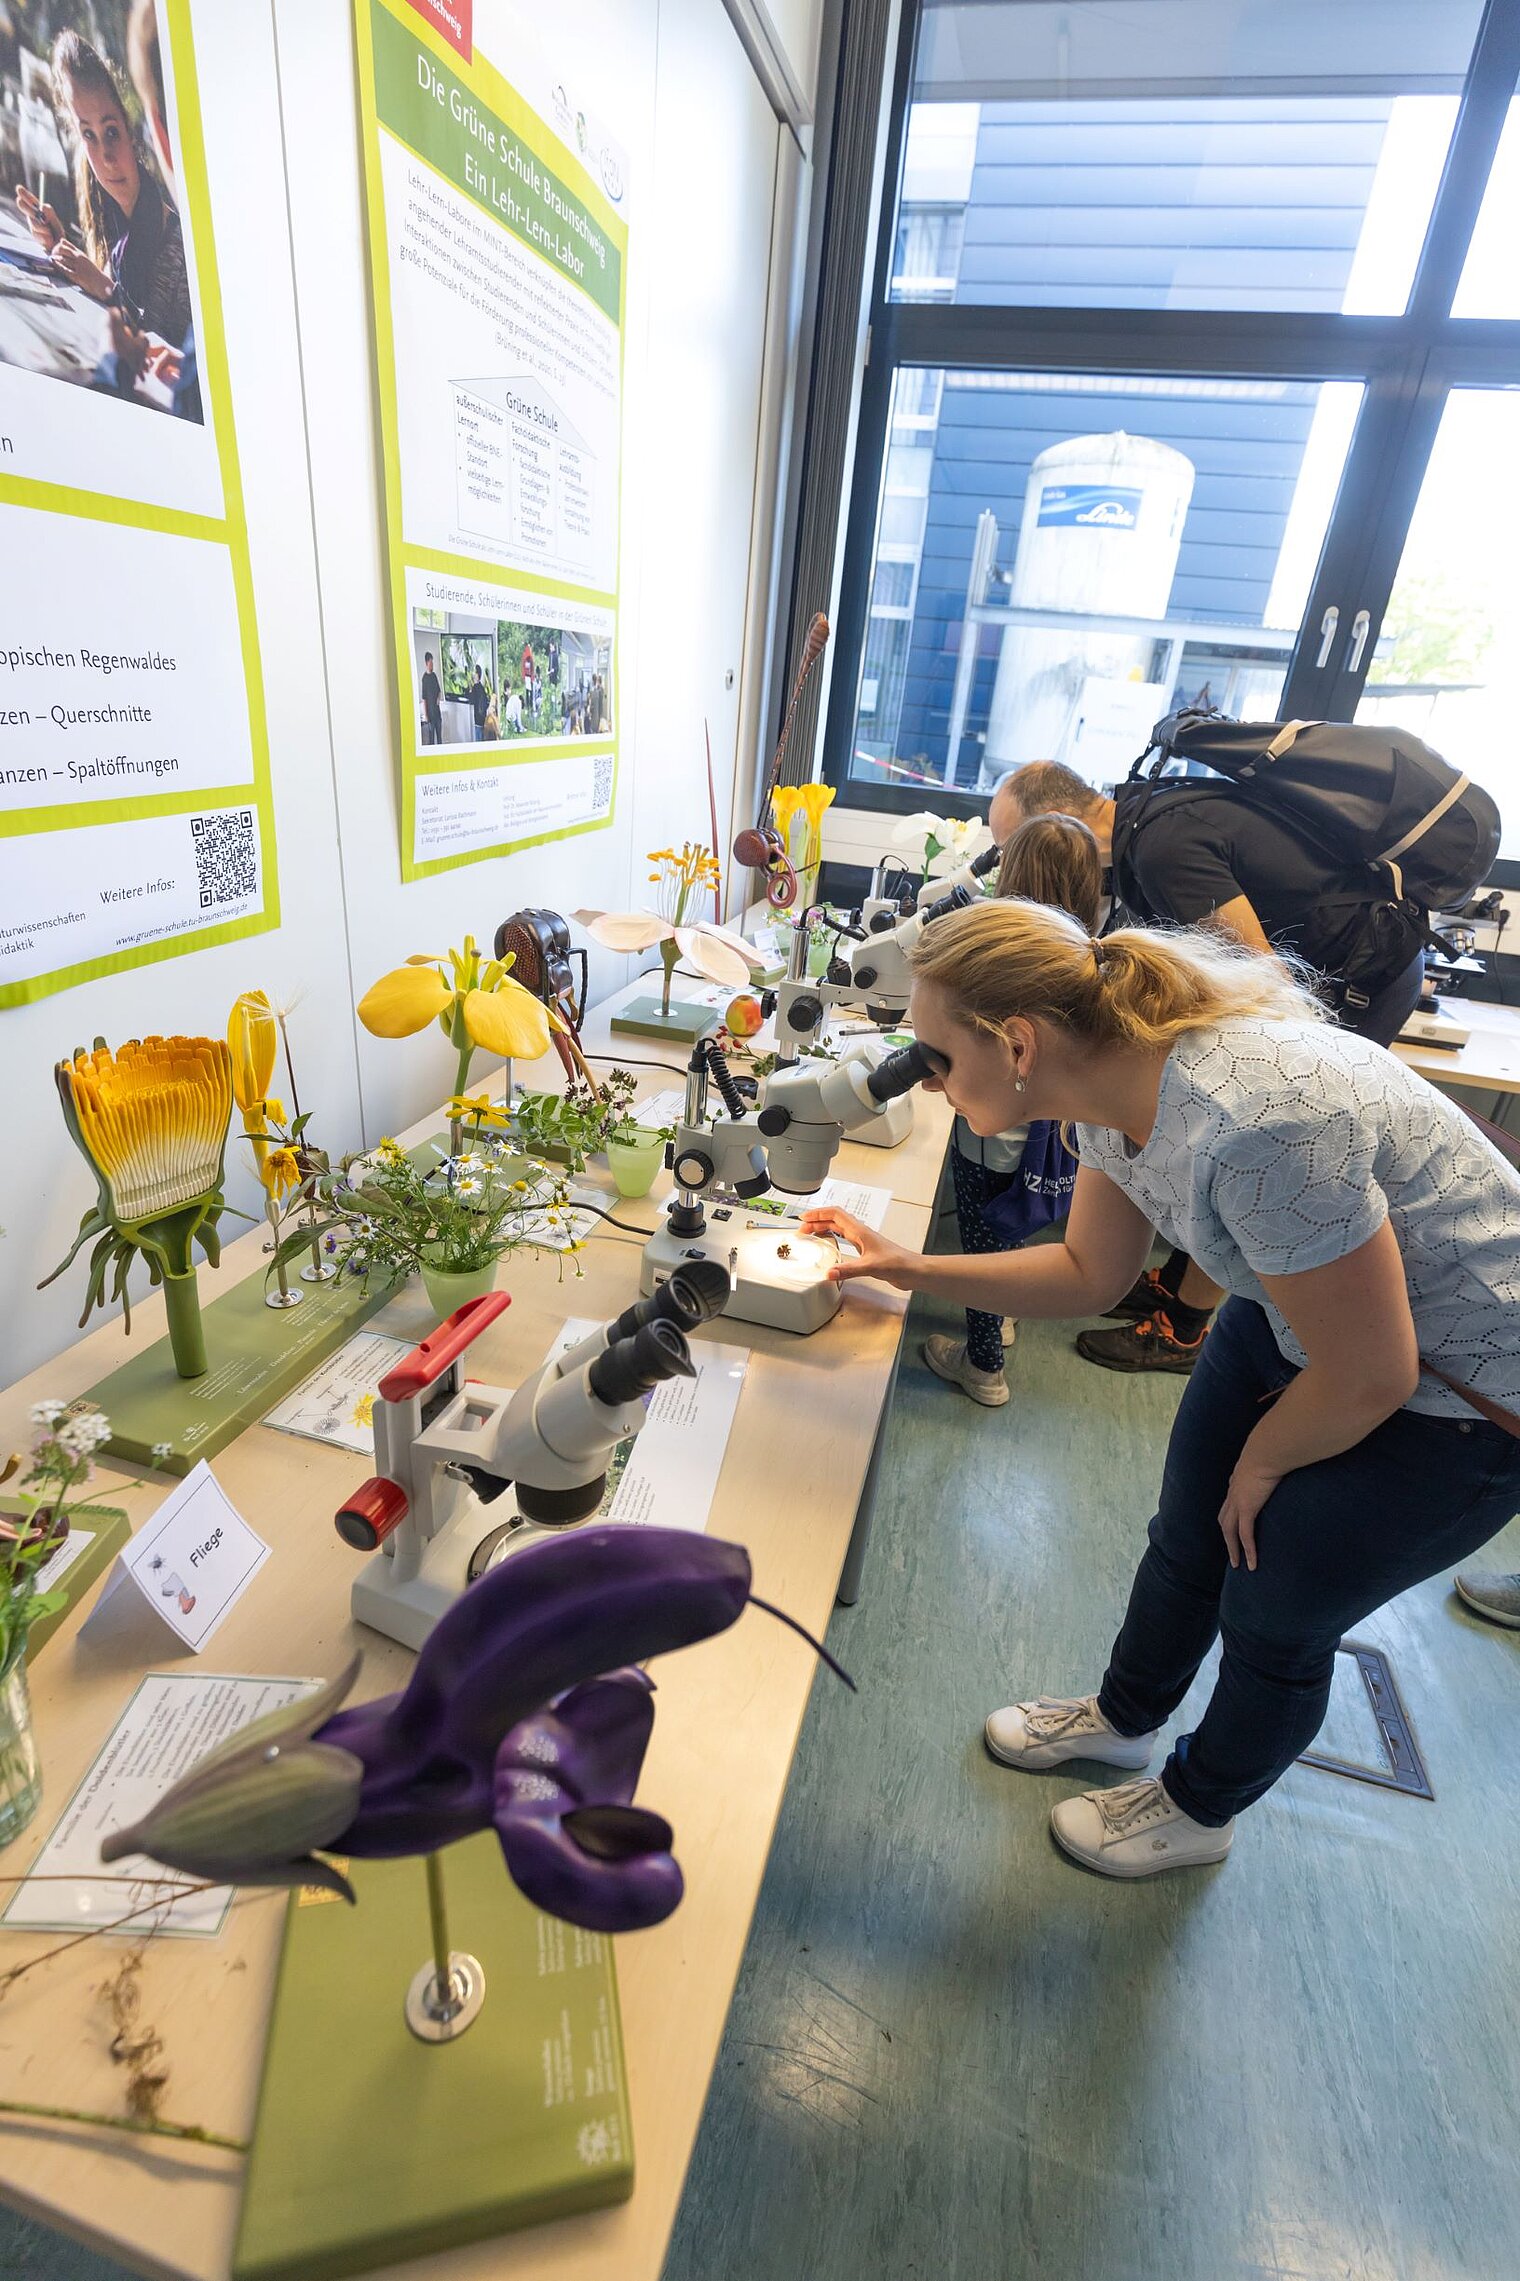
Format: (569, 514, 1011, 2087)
(0, 1, 276, 1007)
(354, 0, 627, 878)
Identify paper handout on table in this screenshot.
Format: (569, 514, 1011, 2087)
(546, 1319, 748, 1533)
(740, 1177, 893, 1232)
(263, 1330, 411, 1454)
(632, 1087, 686, 1133)
(98, 1461, 269, 1651)
(2, 1672, 319, 1937)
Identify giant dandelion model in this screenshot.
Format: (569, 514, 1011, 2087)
(41, 1036, 235, 1380)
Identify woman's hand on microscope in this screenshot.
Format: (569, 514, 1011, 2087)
(799, 1208, 916, 1288)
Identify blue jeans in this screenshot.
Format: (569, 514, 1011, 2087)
(1097, 1299, 1520, 1826)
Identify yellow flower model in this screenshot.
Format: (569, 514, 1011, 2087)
(580, 844, 759, 1019)
(229, 990, 310, 1309)
(42, 1036, 235, 1380)
(358, 937, 558, 1148)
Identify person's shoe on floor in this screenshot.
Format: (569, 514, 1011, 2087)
(1002, 1317, 1017, 1350)
(1454, 1570, 1520, 1629)
(1104, 1267, 1169, 1323)
(984, 1694, 1156, 1771)
(921, 1334, 1009, 1407)
(1050, 1777, 1234, 1879)
(1076, 1308, 1207, 1376)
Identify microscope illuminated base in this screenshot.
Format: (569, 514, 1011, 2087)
(641, 1215, 843, 1337)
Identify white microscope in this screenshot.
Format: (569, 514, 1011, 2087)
(335, 1263, 731, 1649)
(638, 1033, 932, 1335)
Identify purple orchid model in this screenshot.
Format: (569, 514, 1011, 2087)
(102, 1525, 850, 1937)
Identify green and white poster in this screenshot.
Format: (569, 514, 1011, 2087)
(0, 0, 276, 1008)
(353, 0, 628, 879)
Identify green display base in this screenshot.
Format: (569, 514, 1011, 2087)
(610, 994, 720, 1043)
(233, 1835, 634, 2281)
(81, 1266, 394, 1477)
(0, 1499, 131, 1658)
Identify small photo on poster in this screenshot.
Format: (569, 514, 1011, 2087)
(409, 573, 613, 754)
(0, 2, 201, 422)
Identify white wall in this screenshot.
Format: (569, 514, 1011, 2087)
(1, 0, 806, 1381)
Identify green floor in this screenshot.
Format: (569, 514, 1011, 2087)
(4, 1273, 1518, 2281)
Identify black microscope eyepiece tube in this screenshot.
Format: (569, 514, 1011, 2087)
(971, 841, 1001, 878)
(588, 1318, 696, 1407)
(919, 882, 976, 926)
(608, 1258, 730, 1344)
(865, 1040, 933, 1103)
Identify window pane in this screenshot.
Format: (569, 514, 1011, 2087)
(895, 1, 1481, 314)
(1452, 95, 1520, 317)
(1355, 390, 1520, 859)
(846, 367, 1362, 794)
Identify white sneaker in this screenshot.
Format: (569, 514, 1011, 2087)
(1050, 1777, 1234, 1880)
(984, 1694, 1157, 1771)
(922, 1334, 1009, 1407)
(1002, 1318, 1017, 1350)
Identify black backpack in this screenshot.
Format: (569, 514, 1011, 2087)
(1112, 709, 1501, 1007)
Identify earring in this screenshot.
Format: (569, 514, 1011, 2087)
(1013, 1071, 1026, 1094)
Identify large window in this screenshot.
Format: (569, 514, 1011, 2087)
(826, 0, 1520, 885)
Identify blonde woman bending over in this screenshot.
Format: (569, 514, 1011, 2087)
(803, 900, 1520, 1880)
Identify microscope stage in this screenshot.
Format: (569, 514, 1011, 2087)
(641, 1215, 843, 1336)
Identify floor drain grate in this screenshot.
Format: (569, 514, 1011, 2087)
(1298, 1639, 1433, 1799)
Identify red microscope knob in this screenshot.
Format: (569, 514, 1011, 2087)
(335, 1476, 410, 1551)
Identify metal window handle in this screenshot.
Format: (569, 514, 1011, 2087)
(1347, 609, 1371, 674)
(1315, 605, 1339, 669)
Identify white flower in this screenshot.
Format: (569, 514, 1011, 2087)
(29, 1400, 64, 1429)
(151, 1441, 174, 1466)
(455, 1175, 483, 1200)
(57, 1410, 112, 1458)
(925, 817, 995, 877)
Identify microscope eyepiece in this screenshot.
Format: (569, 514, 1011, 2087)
(971, 842, 1001, 879)
(865, 1041, 933, 1103)
(919, 881, 975, 926)
(588, 1317, 696, 1408)
(607, 1257, 729, 1344)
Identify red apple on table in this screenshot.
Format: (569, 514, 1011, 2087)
(725, 994, 763, 1038)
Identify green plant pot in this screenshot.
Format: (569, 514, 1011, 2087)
(420, 1261, 500, 1320)
(606, 1129, 667, 1200)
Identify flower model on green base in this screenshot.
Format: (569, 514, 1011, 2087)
(41, 1038, 235, 1380)
(580, 846, 760, 1019)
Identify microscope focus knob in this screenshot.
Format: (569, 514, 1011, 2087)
(673, 1146, 714, 1189)
(336, 1475, 409, 1552)
(759, 988, 777, 1019)
(757, 1104, 792, 1137)
(784, 994, 822, 1033)
(854, 962, 878, 991)
(868, 910, 896, 934)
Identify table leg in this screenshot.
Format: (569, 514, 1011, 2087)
(837, 1347, 901, 1607)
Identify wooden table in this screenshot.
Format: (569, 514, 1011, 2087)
(1392, 995, 1520, 1104)
(0, 976, 952, 2281)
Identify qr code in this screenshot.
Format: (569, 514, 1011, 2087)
(191, 809, 257, 908)
(591, 754, 613, 815)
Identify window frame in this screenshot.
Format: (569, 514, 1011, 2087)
(821, 0, 1520, 877)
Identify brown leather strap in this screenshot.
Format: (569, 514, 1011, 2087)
(1420, 1362, 1520, 1440)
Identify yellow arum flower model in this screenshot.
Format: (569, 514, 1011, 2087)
(358, 936, 559, 1152)
(43, 1036, 235, 1380)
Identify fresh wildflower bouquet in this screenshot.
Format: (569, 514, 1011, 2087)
(271, 1131, 576, 1291)
(0, 1404, 115, 1670)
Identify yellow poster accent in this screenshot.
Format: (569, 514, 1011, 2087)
(0, 0, 277, 1008)
(351, 0, 629, 879)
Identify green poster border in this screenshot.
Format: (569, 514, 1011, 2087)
(0, 0, 278, 1009)
(352, 0, 627, 884)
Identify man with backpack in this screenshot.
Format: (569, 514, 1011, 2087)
(993, 718, 1495, 1374)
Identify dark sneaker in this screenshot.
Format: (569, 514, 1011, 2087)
(1076, 1310, 1206, 1376)
(1104, 1268, 1169, 1323)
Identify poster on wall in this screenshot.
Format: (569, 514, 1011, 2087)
(0, 0, 276, 1009)
(352, 0, 629, 880)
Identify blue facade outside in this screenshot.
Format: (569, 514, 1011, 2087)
(879, 98, 1395, 785)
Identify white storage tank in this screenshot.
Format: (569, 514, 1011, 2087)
(982, 432, 1194, 787)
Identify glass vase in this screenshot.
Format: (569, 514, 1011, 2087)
(420, 1261, 500, 1320)
(606, 1128, 667, 1199)
(0, 1647, 42, 1851)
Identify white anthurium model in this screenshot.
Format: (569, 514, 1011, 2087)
(892, 810, 995, 878)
